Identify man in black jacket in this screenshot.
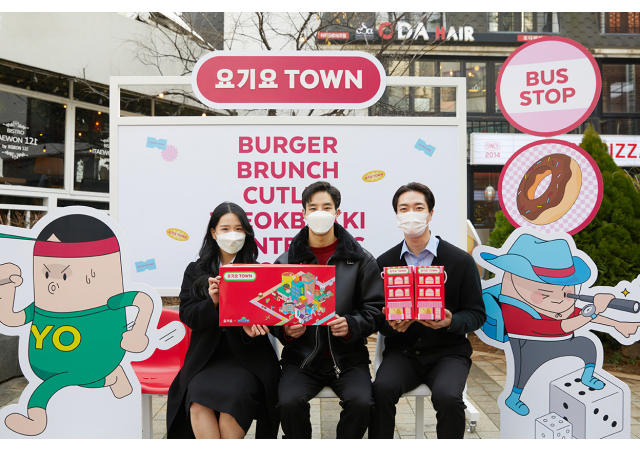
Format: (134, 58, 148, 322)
(271, 181, 384, 439)
(369, 182, 486, 439)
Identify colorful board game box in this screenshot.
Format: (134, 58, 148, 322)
(415, 266, 445, 320)
(218, 264, 336, 326)
(384, 266, 414, 320)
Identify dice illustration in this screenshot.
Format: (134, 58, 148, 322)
(549, 369, 623, 439)
(535, 412, 572, 439)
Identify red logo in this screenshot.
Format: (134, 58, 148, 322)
(318, 32, 349, 40)
(192, 51, 386, 109)
(485, 141, 501, 151)
(378, 22, 394, 40)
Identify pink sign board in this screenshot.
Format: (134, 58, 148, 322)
(191, 51, 386, 109)
(498, 139, 603, 235)
(497, 37, 601, 137)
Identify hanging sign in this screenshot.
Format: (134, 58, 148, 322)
(191, 51, 386, 109)
(497, 37, 601, 137)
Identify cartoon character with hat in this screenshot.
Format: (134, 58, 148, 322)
(475, 231, 640, 416)
(0, 212, 154, 436)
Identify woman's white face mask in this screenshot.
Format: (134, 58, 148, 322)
(397, 211, 431, 238)
(215, 231, 246, 254)
(305, 211, 336, 235)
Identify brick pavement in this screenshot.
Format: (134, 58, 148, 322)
(3, 336, 640, 439)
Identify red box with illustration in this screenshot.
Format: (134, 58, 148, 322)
(415, 266, 445, 320)
(218, 264, 336, 326)
(384, 266, 414, 320)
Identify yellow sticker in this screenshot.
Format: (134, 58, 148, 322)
(362, 170, 385, 183)
(167, 228, 189, 241)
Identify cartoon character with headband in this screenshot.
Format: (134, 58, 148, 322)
(0, 213, 153, 436)
(477, 233, 640, 416)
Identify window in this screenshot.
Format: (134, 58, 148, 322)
(473, 172, 502, 231)
(600, 118, 640, 135)
(439, 62, 460, 113)
(73, 81, 109, 107)
(488, 12, 555, 32)
(495, 62, 503, 112)
(0, 62, 69, 98)
(600, 12, 640, 34)
(74, 108, 109, 192)
(602, 64, 639, 113)
(466, 63, 487, 113)
(0, 91, 65, 189)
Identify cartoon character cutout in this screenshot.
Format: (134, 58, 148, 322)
(0, 207, 184, 438)
(474, 228, 640, 439)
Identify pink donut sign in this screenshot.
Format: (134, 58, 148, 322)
(497, 37, 601, 137)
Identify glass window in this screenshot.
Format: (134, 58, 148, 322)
(0, 91, 65, 189)
(0, 63, 69, 98)
(473, 172, 502, 235)
(601, 12, 640, 34)
(57, 199, 109, 210)
(73, 81, 109, 107)
(121, 92, 152, 116)
(489, 12, 554, 32)
(495, 62, 504, 112)
(414, 61, 436, 112)
(74, 108, 109, 193)
(602, 64, 639, 113)
(600, 118, 640, 135)
(439, 62, 460, 114)
(466, 63, 486, 113)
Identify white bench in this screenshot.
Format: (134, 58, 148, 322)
(270, 332, 479, 438)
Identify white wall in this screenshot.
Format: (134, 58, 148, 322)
(0, 13, 189, 85)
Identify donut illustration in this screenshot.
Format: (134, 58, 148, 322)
(516, 153, 582, 225)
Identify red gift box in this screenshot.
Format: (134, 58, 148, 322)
(218, 264, 336, 326)
(384, 266, 414, 320)
(415, 266, 445, 320)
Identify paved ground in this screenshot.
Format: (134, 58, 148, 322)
(3, 337, 640, 439)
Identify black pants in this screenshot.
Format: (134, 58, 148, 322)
(278, 359, 373, 439)
(369, 351, 471, 439)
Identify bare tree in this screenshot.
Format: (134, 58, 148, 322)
(117, 12, 470, 117)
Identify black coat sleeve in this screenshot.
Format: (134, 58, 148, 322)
(178, 262, 220, 333)
(342, 251, 385, 344)
(446, 255, 486, 335)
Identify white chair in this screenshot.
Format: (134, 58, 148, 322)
(373, 333, 479, 437)
(269, 332, 478, 438)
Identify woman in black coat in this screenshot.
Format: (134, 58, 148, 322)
(167, 202, 281, 439)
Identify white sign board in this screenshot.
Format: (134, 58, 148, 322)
(117, 124, 463, 292)
(471, 133, 640, 166)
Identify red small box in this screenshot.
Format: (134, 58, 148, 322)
(415, 266, 445, 320)
(218, 264, 336, 326)
(384, 266, 414, 320)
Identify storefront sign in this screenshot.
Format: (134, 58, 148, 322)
(497, 36, 601, 137)
(317, 32, 349, 40)
(395, 23, 474, 42)
(191, 51, 386, 109)
(472, 133, 640, 167)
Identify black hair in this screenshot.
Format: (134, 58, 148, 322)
(392, 182, 435, 213)
(37, 214, 116, 242)
(191, 202, 259, 299)
(301, 181, 341, 211)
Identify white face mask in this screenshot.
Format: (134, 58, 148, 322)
(397, 211, 431, 238)
(305, 211, 336, 236)
(215, 231, 246, 254)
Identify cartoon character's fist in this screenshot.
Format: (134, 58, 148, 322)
(0, 263, 22, 288)
(594, 293, 615, 314)
(615, 322, 640, 338)
(120, 330, 149, 353)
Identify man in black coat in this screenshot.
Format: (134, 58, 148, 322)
(369, 182, 486, 439)
(271, 181, 384, 439)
